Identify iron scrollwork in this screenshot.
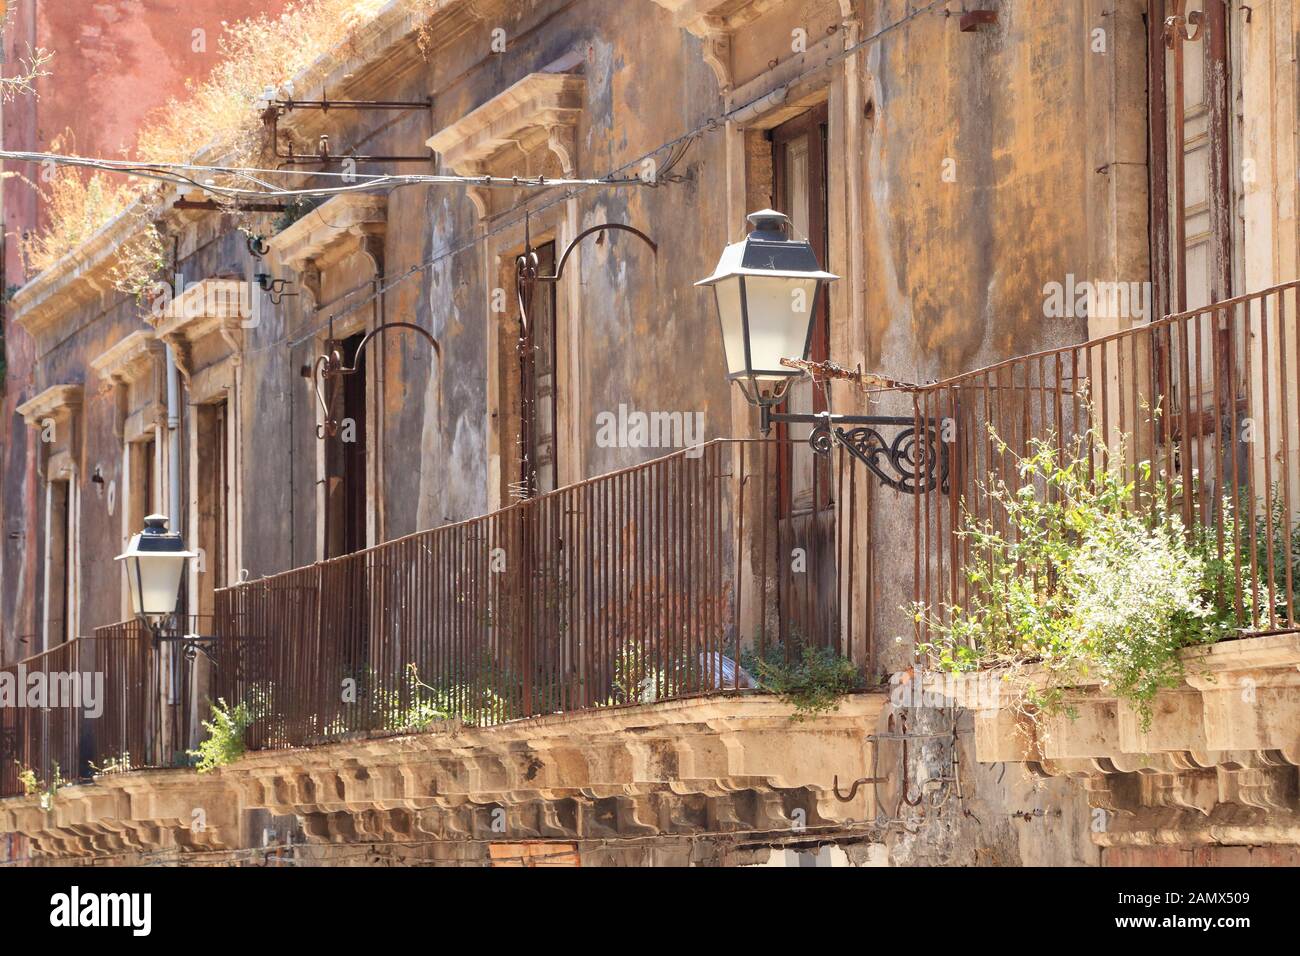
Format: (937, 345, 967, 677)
(833, 422, 949, 495)
(783, 410, 949, 494)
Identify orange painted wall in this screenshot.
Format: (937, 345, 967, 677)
(0, 0, 287, 660)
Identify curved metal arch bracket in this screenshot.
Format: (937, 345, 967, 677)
(314, 321, 441, 439)
(1164, 0, 1205, 47)
(547, 223, 658, 281)
(513, 221, 658, 335)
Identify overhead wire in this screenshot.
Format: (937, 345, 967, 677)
(5, 0, 951, 355)
(281, 0, 950, 347)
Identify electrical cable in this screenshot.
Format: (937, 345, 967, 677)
(8, 0, 951, 359)
(277, 0, 950, 349)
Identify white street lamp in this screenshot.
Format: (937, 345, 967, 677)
(697, 210, 947, 495)
(696, 209, 838, 408)
(116, 514, 194, 624)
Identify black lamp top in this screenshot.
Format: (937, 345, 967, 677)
(136, 515, 189, 553)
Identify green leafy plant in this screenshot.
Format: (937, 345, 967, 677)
(1244, 486, 1300, 624)
(14, 761, 66, 810)
(917, 425, 1253, 730)
(189, 698, 256, 773)
(376, 665, 451, 732)
(108, 216, 167, 302)
(15, 762, 40, 797)
(611, 641, 656, 704)
(743, 642, 863, 721)
(269, 195, 327, 235)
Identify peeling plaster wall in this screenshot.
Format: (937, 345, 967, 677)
(861, 0, 1154, 677)
(861, 0, 1125, 381)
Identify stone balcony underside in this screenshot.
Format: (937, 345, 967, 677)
(960, 634, 1300, 847)
(0, 695, 887, 863)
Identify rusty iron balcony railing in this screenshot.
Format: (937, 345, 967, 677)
(16, 282, 1298, 790)
(209, 438, 871, 750)
(0, 624, 156, 797)
(910, 279, 1300, 646)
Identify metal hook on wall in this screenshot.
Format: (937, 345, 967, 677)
(831, 773, 888, 803)
(1164, 0, 1205, 46)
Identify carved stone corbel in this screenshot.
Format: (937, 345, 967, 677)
(462, 161, 491, 219)
(218, 322, 243, 369)
(161, 332, 194, 383)
(294, 264, 322, 312)
(426, 72, 585, 220)
(700, 21, 734, 92)
(351, 224, 387, 278)
(1148, 770, 1219, 815)
(546, 124, 577, 177)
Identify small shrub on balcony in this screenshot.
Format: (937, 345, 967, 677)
(1247, 489, 1300, 622)
(89, 752, 134, 776)
(15, 763, 40, 797)
(376, 665, 451, 733)
(743, 641, 864, 721)
(916, 426, 1253, 730)
(189, 698, 256, 773)
(14, 761, 65, 810)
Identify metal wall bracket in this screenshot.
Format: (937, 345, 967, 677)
(314, 322, 441, 439)
(762, 408, 949, 494)
(264, 97, 436, 167)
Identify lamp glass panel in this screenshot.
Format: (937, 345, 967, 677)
(128, 554, 186, 617)
(741, 275, 819, 379)
(712, 277, 748, 376)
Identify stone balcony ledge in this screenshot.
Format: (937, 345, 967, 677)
(0, 693, 888, 863)
(906, 634, 1300, 843)
(950, 633, 1300, 768)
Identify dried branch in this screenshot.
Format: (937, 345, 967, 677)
(779, 357, 920, 391)
(1, 45, 53, 103)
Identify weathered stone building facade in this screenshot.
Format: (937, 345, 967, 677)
(0, 0, 1297, 866)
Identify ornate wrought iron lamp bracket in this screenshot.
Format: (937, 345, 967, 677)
(760, 406, 949, 494)
(314, 321, 441, 439)
(512, 217, 657, 496)
(151, 624, 221, 664)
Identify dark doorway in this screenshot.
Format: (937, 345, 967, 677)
(198, 399, 229, 590)
(770, 103, 837, 652)
(46, 480, 71, 647)
(326, 332, 368, 558)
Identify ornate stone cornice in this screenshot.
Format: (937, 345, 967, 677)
(427, 72, 585, 217)
(150, 278, 253, 377)
(267, 193, 388, 276)
(88, 330, 164, 386)
(936, 634, 1300, 835)
(0, 694, 888, 862)
(15, 384, 83, 428)
(9, 212, 141, 345)
(152, 279, 250, 340)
